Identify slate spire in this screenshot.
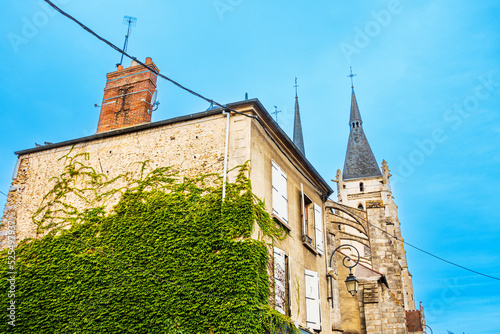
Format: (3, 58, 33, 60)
(342, 71, 382, 180)
(293, 77, 305, 155)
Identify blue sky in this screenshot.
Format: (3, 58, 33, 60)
(1, 1, 499, 332)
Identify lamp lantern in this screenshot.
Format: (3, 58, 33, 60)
(344, 271, 359, 296)
(327, 244, 361, 307)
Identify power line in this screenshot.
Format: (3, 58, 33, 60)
(42, 0, 329, 202)
(360, 212, 500, 281)
(42, 0, 253, 120)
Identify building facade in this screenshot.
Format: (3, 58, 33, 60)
(1, 59, 424, 333)
(325, 88, 425, 334)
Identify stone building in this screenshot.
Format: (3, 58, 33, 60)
(1, 59, 424, 333)
(325, 86, 426, 333)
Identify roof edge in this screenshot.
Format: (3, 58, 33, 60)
(15, 98, 333, 197)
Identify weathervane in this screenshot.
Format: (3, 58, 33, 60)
(272, 106, 282, 122)
(118, 16, 137, 67)
(347, 66, 357, 91)
(294, 77, 299, 97)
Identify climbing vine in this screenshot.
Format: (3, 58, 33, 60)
(1, 151, 298, 333)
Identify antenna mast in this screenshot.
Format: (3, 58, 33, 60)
(272, 106, 282, 122)
(118, 16, 137, 67)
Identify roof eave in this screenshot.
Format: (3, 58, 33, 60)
(14, 98, 333, 198)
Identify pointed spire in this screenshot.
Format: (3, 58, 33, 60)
(348, 67, 362, 126)
(293, 77, 305, 155)
(349, 90, 362, 125)
(343, 70, 382, 180)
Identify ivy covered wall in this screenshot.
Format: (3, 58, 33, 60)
(1, 152, 297, 333)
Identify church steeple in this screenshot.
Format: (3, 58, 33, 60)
(343, 69, 382, 180)
(293, 77, 305, 155)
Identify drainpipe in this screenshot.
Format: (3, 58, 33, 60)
(222, 109, 230, 200)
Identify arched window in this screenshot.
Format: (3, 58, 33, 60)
(359, 182, 364, 192)
(358, 204, 364, 210)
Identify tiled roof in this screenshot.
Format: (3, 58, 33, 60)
(342, 90, 382, 180)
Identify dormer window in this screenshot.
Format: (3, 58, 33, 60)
(360, 182, 364, 192)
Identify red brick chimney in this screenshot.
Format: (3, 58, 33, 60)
(96, 57, 159, 133)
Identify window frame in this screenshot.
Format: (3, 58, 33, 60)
(301, 184, 324, 256)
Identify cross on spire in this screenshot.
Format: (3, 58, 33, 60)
(348, 66, 357, 91)
(294, 77, 299, 97)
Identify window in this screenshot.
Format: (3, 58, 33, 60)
(274, 247, 290, 316)
(272, 161, 288, 224)
(303, 193, 312, 239)
(358, 203, 364, 210)
(359, 182, 364, 192)
(300, 185, 324, 255)
(305, 269, 321, 331)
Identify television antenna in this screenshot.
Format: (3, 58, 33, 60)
(272, 106, 282, 122)
(118, 16, 137, 67)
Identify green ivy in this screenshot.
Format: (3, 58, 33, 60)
(1, 152, 298, 334)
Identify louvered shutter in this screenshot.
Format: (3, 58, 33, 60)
(273, 247, 286, 314)
(314, 203, 323, 255)
(272, 161, 288, 223)
(305, 269, 321, 331)
(272, 161, 281, 218)
(279, 167, 288, 223)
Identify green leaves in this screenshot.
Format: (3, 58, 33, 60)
(1, 155, 297, 333)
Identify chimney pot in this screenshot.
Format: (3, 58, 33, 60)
(117, 64, 123, 71)
(131, 60, 138, 67)
(146, 57, 153, 64)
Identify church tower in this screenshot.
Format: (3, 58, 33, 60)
(335, 69, 418, 314)
(337, 69, 384, 210)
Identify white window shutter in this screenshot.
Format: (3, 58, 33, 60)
(273, 247, 286, 314)
(271, 161, 288, 223)
(305, 269, 321, 331)
(314, 203, 323, 255)
(279, 168, 288, 223)
(272, 161, 281, 217)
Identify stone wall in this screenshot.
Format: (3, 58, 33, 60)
(1, 114, 228, 247)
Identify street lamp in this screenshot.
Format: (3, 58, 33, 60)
(412, 324, 433, 334)
(327, 244, 361, 307)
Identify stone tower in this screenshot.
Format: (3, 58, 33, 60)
(96, 57, 159, 133)
(337, 84, 417, 312)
